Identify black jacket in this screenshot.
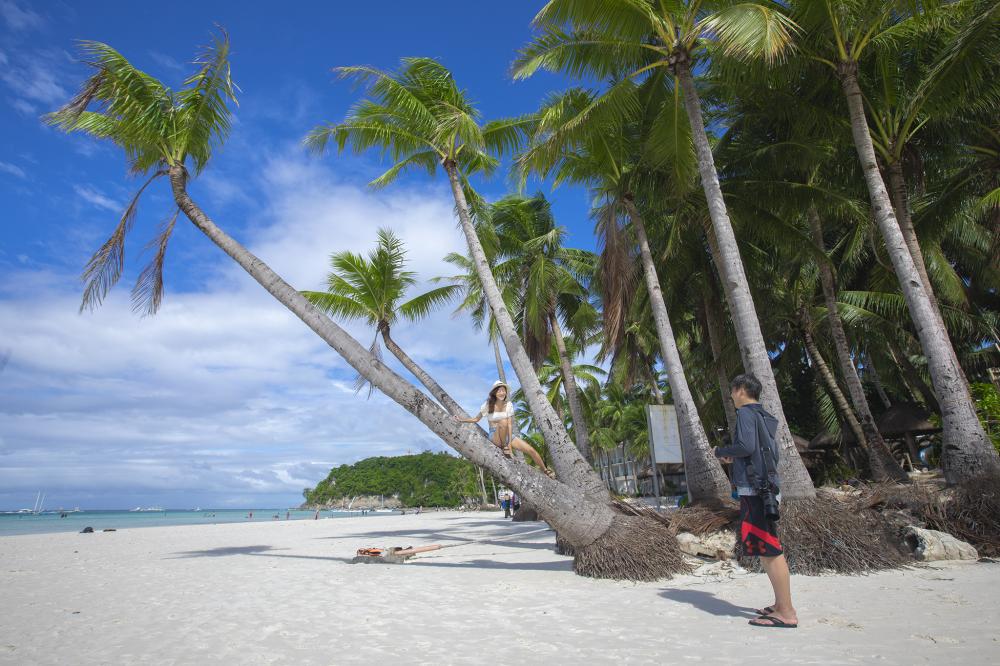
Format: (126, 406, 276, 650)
(714, 403, 780, 495)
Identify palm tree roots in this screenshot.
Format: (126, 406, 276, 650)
(573, 514, 691, 581)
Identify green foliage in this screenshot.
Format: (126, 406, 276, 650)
(972, 382, 1000, 453)
(303, 452, 482, 508)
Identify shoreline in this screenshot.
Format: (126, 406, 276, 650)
(1, 511, 997, 664)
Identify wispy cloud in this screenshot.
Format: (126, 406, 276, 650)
(0, 160, 26, 178)
(148, 51, 184, 72)
(74, 184, 122, 211)
(0, 1, 43, 31)
(0, 155, 500, 509)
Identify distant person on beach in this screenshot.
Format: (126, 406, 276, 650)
(501, 494, 511, 518)
(453, 380, 555, 478)
(248, 511, 253, 520)
(314, 509, 320, 520)
(714, 373, 798, 629)
(511, 493, 520, 517)
(286, 510, 290, 520)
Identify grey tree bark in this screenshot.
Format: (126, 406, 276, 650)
(675, 58, 816, 499)
(549, 313, 593, 463)
(443, 160, 609, 501)
(380, 324, 462, 416)
(806, 207, 909, 482)
(839, 64, 998, 483)
(492, 335, 506, 383)
(624, 197, 731, 503)
(702, 286, 737, 433)
(167, 165, 615, 547)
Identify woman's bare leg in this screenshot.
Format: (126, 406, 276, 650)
(510, 438, 550, 472)
(492, 423, 512, 455)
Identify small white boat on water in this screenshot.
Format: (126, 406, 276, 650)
(129, 507, 142, 512)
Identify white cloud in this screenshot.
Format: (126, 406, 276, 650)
(74, 184, 122, 211)
(0, 1, 43, 31)
(0, 160, 26, 178)
(0, 155, 507, 510)
(148, 51, 184, 72)
(0, 58, 66, 104)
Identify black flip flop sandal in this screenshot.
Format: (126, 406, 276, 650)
(749, 615, 797, 629)
(755, 606, 776, 616)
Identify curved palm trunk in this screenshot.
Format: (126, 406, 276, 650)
(166, 165, 615, 548)
(443, 161, 609, 502)
(549, 313, 593, 463)
(675, 61, 816, 499)
(807, 207, 908, 482)
(624, 198, 730, 503)
(380, 324, 462, 416)
(838, 64, 999, 483)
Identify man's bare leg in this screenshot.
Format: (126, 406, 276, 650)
(751, 555, 797, 626)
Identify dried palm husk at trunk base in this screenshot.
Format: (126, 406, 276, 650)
(737, 490, 908, 575)
(862, 474, 1000, 557)
(573, 514, 691, 581)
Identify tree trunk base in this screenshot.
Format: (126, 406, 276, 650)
(736, 492, 907, 575)
(924, 472, 1000, 557)
(512, 505, 539, 522)
(554, 533, 575, 557)
(573, 515, 690, 581)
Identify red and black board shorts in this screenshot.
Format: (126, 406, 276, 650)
(739, 495, 783, 557)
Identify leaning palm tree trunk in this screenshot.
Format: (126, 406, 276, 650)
(165, 164, 620, 549)
(807, 207, 908, 482)
(838, 65, 999, 484)
(549, 313, 593, 463)
(675, 62, 816, 499)
(380, 324, 462, 416)
(624, 198, 731, 504)
(443, 161, 609, 502)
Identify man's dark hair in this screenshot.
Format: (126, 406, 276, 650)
(730, 373, 762, 400)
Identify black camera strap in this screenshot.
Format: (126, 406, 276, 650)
(745, 410, 779, 492)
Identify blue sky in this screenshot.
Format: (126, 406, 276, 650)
(0, 1, 598, 510)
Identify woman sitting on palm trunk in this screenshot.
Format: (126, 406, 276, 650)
(454, 380, 555, 479)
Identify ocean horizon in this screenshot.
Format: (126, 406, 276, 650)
(0, 507, 397, 537)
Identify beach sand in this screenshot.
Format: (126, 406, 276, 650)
(1, 511, 997, 665)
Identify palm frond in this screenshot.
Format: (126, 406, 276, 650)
(130, 208, 178, 316)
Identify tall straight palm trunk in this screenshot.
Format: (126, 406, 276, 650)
(549, 314, 593, 462)
(800, 313, 867, 449)
(702, 287, 737, 432)
(380, 324, 463, 416)
(838, 64, 999, 484)
(623, 198, 730, 503)
(674, 60, 816, 499)
(443, 161, 609, 502)
(492, 335, 507, 382)
(807, 207, 908, 482)
(166, 165, 617, 548)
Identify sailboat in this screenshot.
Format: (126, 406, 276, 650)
(32, 491, 45, 515)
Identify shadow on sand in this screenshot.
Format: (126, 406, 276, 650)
(659, 589, 759, 618)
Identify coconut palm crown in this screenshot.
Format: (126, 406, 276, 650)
(45, 33, 237, 316)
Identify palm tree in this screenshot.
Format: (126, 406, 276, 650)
(791, 0, 999, 483)
(46, 36, 664, 576)
(516, 78, 736, 503)
(305, 57, 609, 500)
(489, 193, 597, 462)
(300, 228, 462, 413)
(515, 0, 817, 498)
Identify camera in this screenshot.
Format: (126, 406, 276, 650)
(758, 482, 780, 522)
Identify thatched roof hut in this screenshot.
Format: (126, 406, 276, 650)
(876, 403, 940, 437)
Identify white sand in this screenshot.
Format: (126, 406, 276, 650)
(1, 511, 997, 665)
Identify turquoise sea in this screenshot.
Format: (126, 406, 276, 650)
(0, 508, 395, 537)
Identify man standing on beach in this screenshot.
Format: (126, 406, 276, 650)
(714, 374, 799, 629)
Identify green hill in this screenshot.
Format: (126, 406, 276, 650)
(303, 451, 484, 508)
